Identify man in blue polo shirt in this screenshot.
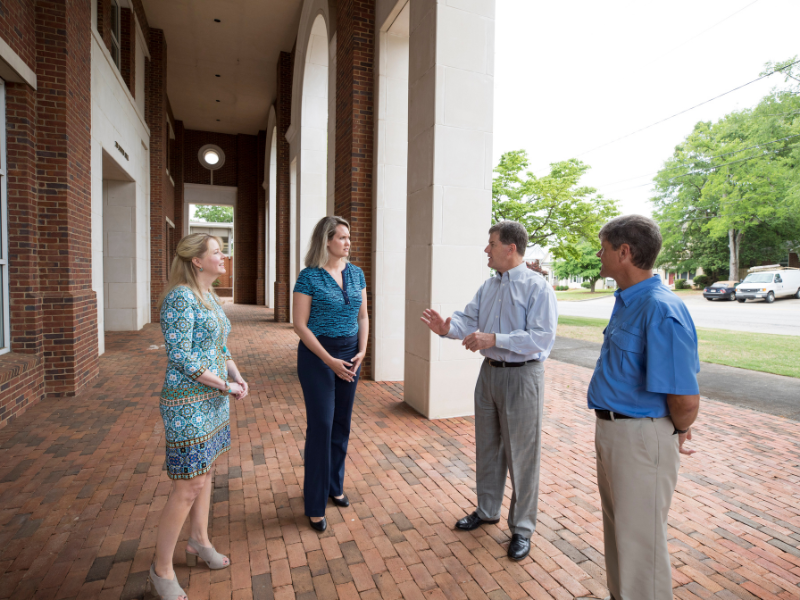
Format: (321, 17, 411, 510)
(589, 215, 700, 600)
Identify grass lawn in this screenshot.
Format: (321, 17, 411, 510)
(555, 289, 615, 301)
(555, 288, 702, 302)
(558, 315, 800, 379)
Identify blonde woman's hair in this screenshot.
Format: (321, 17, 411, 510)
(158, 233, 223, 309)
(304, 216, 350, 268)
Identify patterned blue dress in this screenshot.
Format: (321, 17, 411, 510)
(160, 286, 232, 479)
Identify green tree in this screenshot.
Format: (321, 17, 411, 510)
(193, 205, 233, 223)
(652, 58, 800, 280)
(553, 241, 603, 292)
(492, 151, 619, 259)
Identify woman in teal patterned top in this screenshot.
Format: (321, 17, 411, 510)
(148, 234, 249, 600)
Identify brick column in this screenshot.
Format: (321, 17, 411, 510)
(4, 82, 46, 420)
(235, 134, 259, 304)
(274, 52, 293, 322)
(335, 0, 375, 376)
(173, 120, 185, 243)
(146, 29, 168, 322)
(36, 0, 99, 397)
(256, 129, 267, 306)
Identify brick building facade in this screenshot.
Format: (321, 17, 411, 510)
(0, 0, 498, 426)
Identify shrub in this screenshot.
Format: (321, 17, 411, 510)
(555, 285, 570, 291)
(580, 281, 591, 289)
(693, 274, 710, 288)
(212, 279, 221, 287)
(674, 278, 688, 289)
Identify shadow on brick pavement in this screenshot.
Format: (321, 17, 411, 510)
(0, 304, 799, 600)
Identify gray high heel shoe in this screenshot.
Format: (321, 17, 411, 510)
(185, 537, 230, 569)
(146, 564, 187, 600)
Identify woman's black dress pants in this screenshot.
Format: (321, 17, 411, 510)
(297, 335, 360, 517)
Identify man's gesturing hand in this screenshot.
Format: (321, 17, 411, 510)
(420, 309, 451, 336)
(463, 332, 496, 352)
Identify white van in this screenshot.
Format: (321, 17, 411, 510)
(736, 265, 800, 303)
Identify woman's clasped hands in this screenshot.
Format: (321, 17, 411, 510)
(227, 379, 249, 400)
(326, 351, 364, 382)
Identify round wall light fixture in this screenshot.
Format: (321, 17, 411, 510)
(198, 144, 225, 170)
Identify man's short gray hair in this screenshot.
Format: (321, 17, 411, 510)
(599, 215, 662, 270)
(488, 221, 528, 257)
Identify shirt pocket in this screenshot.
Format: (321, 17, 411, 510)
(609, 324, 645, 384)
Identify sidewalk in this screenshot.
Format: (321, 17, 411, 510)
(1, 304, 799, 600)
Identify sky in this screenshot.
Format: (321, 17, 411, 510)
(493, 0, 800, 217)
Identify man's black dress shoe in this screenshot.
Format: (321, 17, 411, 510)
(455, 511, 500, 531)
(329, 494, 350, 507)
(309, 517, 327, 532)
(507, 534, 530, 561)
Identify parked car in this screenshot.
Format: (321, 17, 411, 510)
(703, 280, 739, 301)
(736, 266, 800, 303)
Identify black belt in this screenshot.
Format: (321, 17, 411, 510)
(486, 359, 538, 368)
(595, 409, 635, 420)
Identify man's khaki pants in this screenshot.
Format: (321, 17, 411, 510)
(595, 415, 680, 600)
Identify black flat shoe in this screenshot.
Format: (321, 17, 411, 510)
(309, 517, 327, 532)
(329, 494, 350, 508)
(507, 534, 530, 561)
(455, 511, 500, 531)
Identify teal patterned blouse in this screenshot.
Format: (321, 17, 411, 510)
(160, 286, 232, 402)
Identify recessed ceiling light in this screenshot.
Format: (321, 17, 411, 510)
(216, 119, 221, 122)
(216, 99, 220, 103)
(214, 19, 221, 22)
(215, 74, 221, 77)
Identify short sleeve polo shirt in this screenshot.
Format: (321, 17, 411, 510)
(587, 275, 700, 418)
(293, 263, 366, 338)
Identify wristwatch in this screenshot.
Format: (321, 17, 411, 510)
(673, 427, 689, 435)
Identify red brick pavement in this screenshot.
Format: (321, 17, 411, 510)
(1, 304, 799, 600)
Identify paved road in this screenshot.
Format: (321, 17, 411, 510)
(558, 293, 800, 336)
(551, 336, 800, 420)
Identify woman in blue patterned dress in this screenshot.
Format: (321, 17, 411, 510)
(148, 233, 249, 600)
(293, 216, 369, 533)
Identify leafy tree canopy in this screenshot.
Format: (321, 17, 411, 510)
(651, 57, 800, 279)
(492, 151, 619, 259)
(553, 240, 604, 292)
(193, 205, 233, 223)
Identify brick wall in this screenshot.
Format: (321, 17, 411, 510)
(0, 0, 36, 68)
(172, 120, 185, 258)
(3, 78, 44, 426)
(146, 28, 168, 322)
(256, 129, 267, 306)
(335, 0, 376, 377)
(183, 130, 238, 186)
(235, 134, 259, 304)
(274, 51, 294, 323)
(181, 129, 261, 305)
(37, 0, 100, 397)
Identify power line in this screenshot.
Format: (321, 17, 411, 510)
(635, 0, 761, 69)
(573, 59, 800, 159)
(533, 59, 800, 178)
(608, 148, 784, 194)
(596, 133, 800, 190)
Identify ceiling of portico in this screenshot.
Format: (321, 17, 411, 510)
(142, 0, 303, 135)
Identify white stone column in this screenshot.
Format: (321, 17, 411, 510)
(404, 0, 495, 419)
(373, 2, 410, 382)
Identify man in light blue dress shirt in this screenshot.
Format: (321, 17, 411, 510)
(588, 215, 700, 600)
(421, 221, 557, 561)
